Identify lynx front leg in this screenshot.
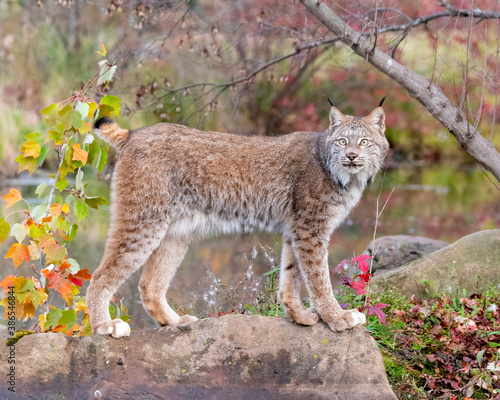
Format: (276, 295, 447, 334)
(292, 236, 365, 332)
(139, 236, 198, 327)
(279, 237, 319, 326)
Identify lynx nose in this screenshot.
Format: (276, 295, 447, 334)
(346, 153, 358, 161)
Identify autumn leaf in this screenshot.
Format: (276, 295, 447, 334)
(21, 140, 41, 158)
(5, 243, 30, 268)
(42, 241, 67, 264)
(349, 280, 367, 296)
(367, 303, 388, 326)
(49, 203, 62, 217)
(42, 270, 72, 299)
(0, 275, 15, 293)
(72, 143, 88, 165)
(352, 254, 371, 273)
(2, 189, 22, 209)
(0, 218, 10, 244)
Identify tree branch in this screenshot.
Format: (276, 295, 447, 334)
(300, 0, 500, 182)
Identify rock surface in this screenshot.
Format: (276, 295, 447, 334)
(0, 314, 396, 400)
(365, 235, 448, 273)
(371, 230, 500, 299)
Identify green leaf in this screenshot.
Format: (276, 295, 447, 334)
(58, 309, 78, 331)
(56, 176, 68, 191)
(30, 290, 45, 308)
(36, 147, 48, 168)
(75, 101, 90, 119)
(11, 223, 28, 243)
(66, 258, 80, 274)
(40, 104, 60, 126)
(19, 279, 35, 293)
(15, 154, 37, 174)
(97, 61, 117, 86)
(97, 147, 108, 174)
(88, 139, 100, 166)
(30, 205, 46, 221)
(76, 169, 84, 192)
(85, 196, 109, 210)
(59, 104, 84, 131)
(24, 132, 43, 144)
(35, 183, 48, 198)
(109, 304, 116, 319)
(45, 309, 63, 329)
(0, 218, 10, 244)
(489, 342, 500, 348)
(76, 201, 89, 222)
(477, 349, 485, 367)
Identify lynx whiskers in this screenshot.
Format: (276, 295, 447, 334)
(86, 104, 389, 338)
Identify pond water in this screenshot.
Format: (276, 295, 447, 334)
(1, 164, 499, 329)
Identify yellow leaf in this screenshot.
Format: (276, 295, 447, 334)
(74, 301, 88, 313)
(28, 241, 40, 260)
(72, 144, 88, 165)
(2, 189, 22, 209)
(22, 141, 41, 158)
(62, 203, 69, 214)
(100, 42, 107, 56)
(38, 313, 47, 331)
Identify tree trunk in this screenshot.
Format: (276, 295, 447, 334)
(300, 0, 500, 182)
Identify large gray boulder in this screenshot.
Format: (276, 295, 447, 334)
(371, 230, 500, 299)
(0, 314, 396, 400)
(365, 235, 448, 273)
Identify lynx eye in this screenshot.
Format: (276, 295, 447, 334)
(360, 139, 370, 146)
(337, 138, 347, 146)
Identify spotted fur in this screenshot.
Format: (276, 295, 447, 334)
(87, 106, 389, 337)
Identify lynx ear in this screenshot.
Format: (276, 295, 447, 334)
(366, 107, 386, 133)
(329, 106, 347, 129)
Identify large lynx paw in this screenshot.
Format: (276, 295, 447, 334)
(327, 309, 366, 332)
(95, 318, 131, 338)
(293, 307, 320, 326)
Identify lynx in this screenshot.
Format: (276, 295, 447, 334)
(86, 103, 389, 338)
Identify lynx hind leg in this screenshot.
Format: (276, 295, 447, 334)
(139, 236, 198, 327)
(292, 235, 366, 332)
(279, 238, 319, 326)
(87, 218, 170, 338)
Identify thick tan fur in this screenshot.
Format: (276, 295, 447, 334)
(87, 106, 389, 338)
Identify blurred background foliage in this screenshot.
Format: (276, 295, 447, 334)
(0, 0, 499, 323)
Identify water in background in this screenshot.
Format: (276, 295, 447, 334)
(1, 165, 499, 329)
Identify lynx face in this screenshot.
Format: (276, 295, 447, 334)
(326, 107, 389, 188)
(87, 104, 390, 338)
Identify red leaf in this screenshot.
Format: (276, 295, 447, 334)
(367, 303, 388, 325)
(349, 280, 367, 295)
(352, 254, 371, 273)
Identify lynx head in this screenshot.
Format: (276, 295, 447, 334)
(325, 104, 390, 189)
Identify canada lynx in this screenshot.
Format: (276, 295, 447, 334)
(87, 104, 389, 338)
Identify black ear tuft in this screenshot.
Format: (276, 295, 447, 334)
(327, 97, 334, 107)
(378, 96, 387, 107)
(94, 117, 114, 129)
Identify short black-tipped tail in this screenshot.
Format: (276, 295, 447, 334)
(93, 117, 130, 148)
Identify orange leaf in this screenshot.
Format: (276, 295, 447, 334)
(2, 189, 22, 209)
(42, 216, 53, 223)
(0, 275, 15, 292)
(49, 204, 62, 217)
(73, 269, 92, 281)
(42, 241, 67, 264)
(72, 144, 88, 165)
(23, 302, 35, 319)
(5, 243, 30, 268)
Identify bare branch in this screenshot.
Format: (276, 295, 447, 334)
(300, 0, 500, 182)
